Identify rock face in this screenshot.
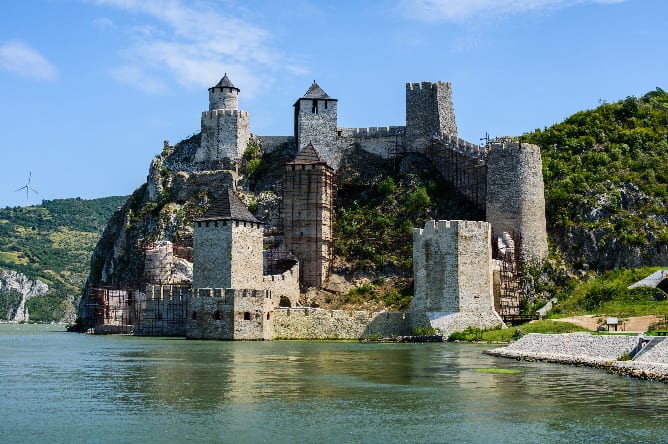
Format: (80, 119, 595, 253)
(0, 269, 48, 322)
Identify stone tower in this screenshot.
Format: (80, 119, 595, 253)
(293, 81, 338, 167)
(282, 143, 335, 288)
(192, 187, 263, 289)
(195, 74, 250, 167)
(405, 81, 457, 152)
(485, 140, 548, 263)
(409, 220, 503, 337)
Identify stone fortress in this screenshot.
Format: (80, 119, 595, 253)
(86, 74, 548, 339)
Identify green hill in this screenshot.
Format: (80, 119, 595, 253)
(0, 196, 127, 321)
(522, 88, 668, 270)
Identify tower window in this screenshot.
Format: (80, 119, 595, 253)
(312, 99, 318, 114)
(192, 311, 198, 320)
(244, 312, 251, 320)
(213, 310, 222, 320)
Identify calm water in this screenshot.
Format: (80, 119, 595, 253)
(2, 325, 668, 443)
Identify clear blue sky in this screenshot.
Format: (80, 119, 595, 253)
(1, 0, 666, 208)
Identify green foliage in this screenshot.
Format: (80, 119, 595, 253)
(0, 196, 127, 321)
(551, 267, 668, 317)
(521, 89, 668, 263)
(455, 321, 588, 342)
(0, 289, 22, 320)
(412, 324, 439, 336)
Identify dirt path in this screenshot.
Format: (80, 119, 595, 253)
(553, 315, 662, 333)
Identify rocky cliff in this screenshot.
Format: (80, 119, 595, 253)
(1, 269, 48, 322)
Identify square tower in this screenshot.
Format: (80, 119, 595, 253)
(282, 143, 335, 288)
(192, 188, 263, 289)
(293, 81, 338, 167)
(405, 81, 457, 152)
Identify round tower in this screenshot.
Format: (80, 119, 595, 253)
(209, 73, 239, 111)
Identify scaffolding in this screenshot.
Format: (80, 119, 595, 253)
(496, 231, 530, 324)
(282, 159, 336, 288)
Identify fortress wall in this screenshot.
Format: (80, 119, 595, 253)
(486, 141, 548, 263)
(272, 308, 409, 339)
(255, 135, 295, 153)
(133, 285, 188, 336)
(187, 288, 275, 340)
(197, 109, 249, 163)
(425, 140, 488, 210)
(337, 126, 406, 158)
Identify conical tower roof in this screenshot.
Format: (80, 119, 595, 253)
(195, 188, 259, 223)
(302, 81, 331, 99)
(288, 142, 326, 165)
(212, 73, 239, 91)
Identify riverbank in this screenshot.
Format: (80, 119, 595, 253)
(485, 333, 668, 382)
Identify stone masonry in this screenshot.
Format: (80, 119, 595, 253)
(282, 143, 335, 288)
(409, 220, 504, 337)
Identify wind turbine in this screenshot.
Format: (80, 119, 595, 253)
(16, 172, 39, 206)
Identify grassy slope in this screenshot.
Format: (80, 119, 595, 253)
(0, 196, 127, 321)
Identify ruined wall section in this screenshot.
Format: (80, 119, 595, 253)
(405, 81, 457, 152)
(187, 288, 276, 340)
(272, 308, 409, 339)
(261, 263, 300, 307)
(486, 141, 548, 263)
(409, 220, 503, 337)
(192, 220, 263, 289)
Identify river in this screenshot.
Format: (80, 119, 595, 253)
(1, 324, 667, 443)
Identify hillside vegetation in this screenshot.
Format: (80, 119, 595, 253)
(0, 197, 127, 321)
(522, 88, 668, 269)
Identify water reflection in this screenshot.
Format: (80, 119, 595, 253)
(3, 325, 668, 443)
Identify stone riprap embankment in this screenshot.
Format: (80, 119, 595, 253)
(486, 333, 668, 382)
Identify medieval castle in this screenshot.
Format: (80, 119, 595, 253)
(83, 74, 548, 339)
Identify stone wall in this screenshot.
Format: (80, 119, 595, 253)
(187, 288, 276, 340)
(261, 263, 300, 307)
(133, 285, 188, 336)
(425, 136, 488, 211)
(192, 220, 263, 289)
(405, 81, 457, 152)
(337, 126, 405, 159)
(255, 135, 295, 153)
(197, 109, 250, 164)
(486, 141, 548, 263)
(409, 220, 504, 337)
(272, 308, 409, 339)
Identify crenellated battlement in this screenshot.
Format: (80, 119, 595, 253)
(193, 288, 272, 299)
(406, 81, 447, 91)
(201, 109, 248, 121)
(414, 219, 489, 238)
(339, 125, 405, 138)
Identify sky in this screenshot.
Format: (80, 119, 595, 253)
(1, 0, 666, 208)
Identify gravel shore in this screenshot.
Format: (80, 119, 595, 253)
(485, 333, 668, 382)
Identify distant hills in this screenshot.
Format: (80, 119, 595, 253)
(0, 196, 127, 321)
